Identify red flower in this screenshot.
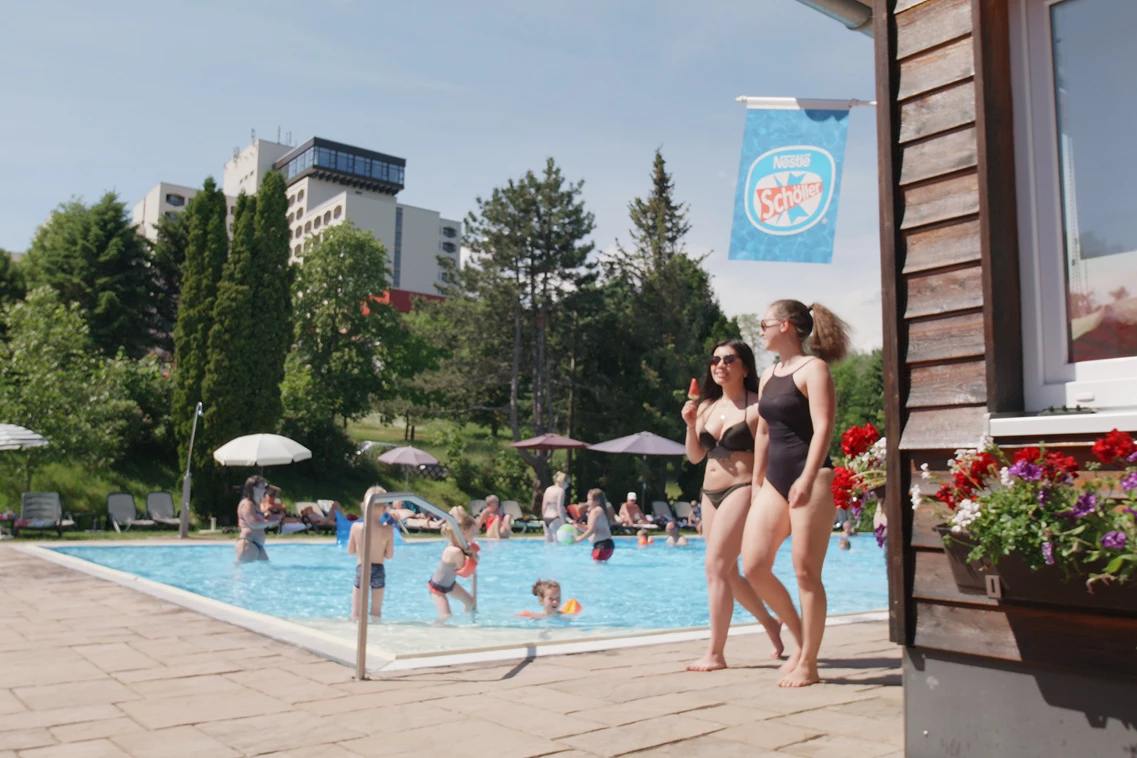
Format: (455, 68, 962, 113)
(934, 483, 956, 510)
(1041, 451, 1079, 483)
(841, 423, 881, 458)
(1014, 447, 1041, 464)
(830, 466, 860, 510)
(1092, 429, 1136, 465)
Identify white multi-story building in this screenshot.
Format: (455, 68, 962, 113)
(132, 137, 461, 309)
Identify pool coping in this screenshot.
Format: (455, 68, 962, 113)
(14, 541, 889, 675)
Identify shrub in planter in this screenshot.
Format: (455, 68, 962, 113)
(831, 423, 888, 547)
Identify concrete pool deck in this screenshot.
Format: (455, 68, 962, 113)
(0, 543, 904, 757)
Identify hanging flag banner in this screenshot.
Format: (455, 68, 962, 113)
(729, 97, 870, 264)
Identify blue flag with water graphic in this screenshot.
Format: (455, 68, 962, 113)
(729, 105, 850, 264)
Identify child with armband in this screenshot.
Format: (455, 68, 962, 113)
(428, 510, 479, 619)
(518, 579, 582, 618)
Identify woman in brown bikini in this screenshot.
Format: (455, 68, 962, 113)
(682, 338, 784, 671)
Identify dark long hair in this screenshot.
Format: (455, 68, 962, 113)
(700, 338, 761, 402)
(770, 300, 851, 364)
(242, 475, 267, 502)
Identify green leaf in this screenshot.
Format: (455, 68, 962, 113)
(1104, 557, 1124, 574)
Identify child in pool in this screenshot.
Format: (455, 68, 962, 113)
(637, 528, 654, 547)
(347, 486, 394, 620)
(665, 521, 688, 546)
(428, 510, 478, 619)
(531, 579, 563, 617)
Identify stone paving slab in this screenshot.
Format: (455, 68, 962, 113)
(0, 545, 903, 757)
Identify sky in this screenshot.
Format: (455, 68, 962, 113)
(0, 0, 881, 350)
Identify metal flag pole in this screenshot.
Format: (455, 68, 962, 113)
(734, 96, 877, 109)
(179, 403, 203, 539)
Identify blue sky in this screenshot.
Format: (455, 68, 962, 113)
(0, 0, 880, 349)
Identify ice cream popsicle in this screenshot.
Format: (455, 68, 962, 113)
(687, 378, 700, 401)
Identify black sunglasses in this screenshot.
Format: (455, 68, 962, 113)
(709, 354, 738, 366)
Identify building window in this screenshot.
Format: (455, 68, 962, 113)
(288, 195, 295, 206)
(442, 242, 457, 253)
(294, 227, 301, 239)
(305, 221, 312, 233)
(1011, 0, 1137, 412)
(442, 226, 457, 238)
(294, 245, 302, 256)
(165, 193, 185, 207)
(164, 211, 179, 220)
(314, 216, 321, 230)
(322, 211, 330, 224)
(229, 223, 234, 233)
(296, 206, 303, 216)
(334, 205, 342, 219)
(298, 190, 305, 202)
(394, 207, 403, 288)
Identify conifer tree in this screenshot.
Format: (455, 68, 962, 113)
(610, 148, 692, 281)
(25, 193, 153, 358)
(201, 194, 260, 463)
(149, 211, 189, 356)
(248, 171, 292, 432)
(171, 177, 229, 467)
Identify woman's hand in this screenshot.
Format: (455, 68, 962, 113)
(788, 475, 814, 509)
(681, 400, 698, 428)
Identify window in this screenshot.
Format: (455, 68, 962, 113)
(294, 245, 301, 256)
(298, 190, 304, 202)
(1011, 0, 1137, 412)
(305, 221, 312, 233)
(296, 206, 303, 216)
(394, 207, 403, 288)
(294, 227, 302, 239)
(442, 226, 457, 238)
(442, 242, 457, 253)
(313, 216, 321, 230)
(323, 211, 331, 224)
(165, 193, 185, 207)
(334, 205, 342, 219)
(288, 195, 295, 206)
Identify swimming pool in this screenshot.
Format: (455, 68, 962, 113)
(51, 535, 887, 660)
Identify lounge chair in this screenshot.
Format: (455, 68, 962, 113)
(13, 492, 74, 537)
(297, 501, 336, 534)
(106, 493, 155, 532)
(146, 492, 181, 529)
(502, 500, 541, 533)
(673, 500, 694, 527)
(468, 499, 488, 517)
(651, 501, 676, 523)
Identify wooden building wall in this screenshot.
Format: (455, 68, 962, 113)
(873, 0, 1137, 688)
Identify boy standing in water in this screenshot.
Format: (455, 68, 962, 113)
(347, 486, 394, 620)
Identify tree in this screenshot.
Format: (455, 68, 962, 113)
(171, 178, 228, 469)
(0, 249, 26, 308)
(829, 350, 885, 456)
(248, 171, 292, 432)
(0, 287, 136, 493)
(609, 147, 692, 280)
(148, 211, 189, 356)
(25, 193, 154, 358)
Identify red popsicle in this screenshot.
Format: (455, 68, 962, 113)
(687, 378, 700, 401)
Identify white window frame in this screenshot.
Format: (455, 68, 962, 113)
(1010, 0, 1137, 416)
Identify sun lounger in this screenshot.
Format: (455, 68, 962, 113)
(651, 501, 676, 523)
(296, 501, 335, 534)
(501, 500, 541, 533)
(13, 492, 74, 537)
(673, 501, 694, 527)
(468, 499, 488, 517)
(106, 493, 155, 532)
(146, 492, 181, 528)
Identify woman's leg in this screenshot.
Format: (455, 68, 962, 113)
(686, 487, 752, 671)
(780, 469, 837, 687)
(741, 482, 802, 674)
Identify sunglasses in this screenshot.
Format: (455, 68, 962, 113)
(709, 354, 738, 366)
(760, 319, 784, 330)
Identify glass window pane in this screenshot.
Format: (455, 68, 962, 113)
(1052, 0, 1137, 362)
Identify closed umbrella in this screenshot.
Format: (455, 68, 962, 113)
(588, 431, 687, 503)
(0, 424, 49, 452)
(213, 434, 312, 467)
(376, 446, 439, 488)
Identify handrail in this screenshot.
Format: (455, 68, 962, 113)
(353, 492, 475, 679)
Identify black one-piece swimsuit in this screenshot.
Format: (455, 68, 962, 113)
(758, 361, 833, 501)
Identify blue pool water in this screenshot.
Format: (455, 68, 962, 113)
(54, 536, 886, 634)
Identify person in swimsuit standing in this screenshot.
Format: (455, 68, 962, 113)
(742, 300, 850, 688)
(541, 472, 570, 543)
(683, 338, 784, 672)
(235, 476, 280, 563)
(574, 488, 615, 561)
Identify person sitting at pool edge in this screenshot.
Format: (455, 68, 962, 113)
(347, 486, 394, 620)
(665, 520, 688, 547)
(618, 492, 650, 526)
(476, 494, 513, 539)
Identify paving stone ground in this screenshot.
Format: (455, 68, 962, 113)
(0, 546, 903, 757)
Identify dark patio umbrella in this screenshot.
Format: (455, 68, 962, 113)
(588, 432, 687, 503)
(510, 433, 591, 450)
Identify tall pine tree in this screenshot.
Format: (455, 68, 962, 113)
(149, 211, 189, 356)
(201, 194, 260, 466)
(25, 193, 153, 358)
(172, 177, 229, 468)
(248, 171, 292, 432)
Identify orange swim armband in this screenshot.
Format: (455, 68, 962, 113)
(560, 598, 582, 615)
(457, 555, 477, 578)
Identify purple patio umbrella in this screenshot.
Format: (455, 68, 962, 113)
(588, 432, 687, 502)
(376, 446, 440, 488)
(510, 433, 591, 450)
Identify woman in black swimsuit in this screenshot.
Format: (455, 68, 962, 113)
(682, 338, 783, 672)
(742, 300, 850, 688)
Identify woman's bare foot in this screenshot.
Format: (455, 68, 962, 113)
(778, 646, 801, 675)
(686, 653, 727, 672)
(778, 660, 820, 688)
(762, 619, 785, 659)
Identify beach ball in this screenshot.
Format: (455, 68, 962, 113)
(557, 523, 576, 545)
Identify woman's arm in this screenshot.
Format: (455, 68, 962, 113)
(789, 362, 837, 508)
(683, 400, 707, 464)
(751, 368, 773, 491)
(558, 488, 569, 522)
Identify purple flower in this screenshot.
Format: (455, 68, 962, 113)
(1066, 493, 1098, 518)
(1008, 460, 1044, 482)
(1128, 451, 1137, 463)
(850, 504, 863, 521)
(1042, 541, 1055, 565)
(874, 523, 887, 548)
(1101, 531, 1128, 550)
(1121, 472, 1137, 492)
(1038, 487, 1050, 506)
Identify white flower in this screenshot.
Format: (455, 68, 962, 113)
(910, 484, 923, 510)
(920, 462, 932, 481)
(949, 498, 982, 532)
(977, 435, 994, 452)
(999, 466, 1012, 488)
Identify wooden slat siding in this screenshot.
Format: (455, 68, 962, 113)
(912, 501, 953, 548)
(905, 264, 984, 318)
(874, 0, 912, 647)
(906, 359, 987, 407)
(899, 81, 976, 143)
(895, 0, 972, 60)
(902, 217, 981, 274)
(913, 602, 1137, 679)
(895, 0, 933, 13)
(900, 171, 981, 229)
(973, 0, 1024, 414)
(899, 126, 978, 185)
(905, 311, 985, 364)
(900, 406, 987, 449)
(897, 37, 974, 101)
(912, 549, 999, 606)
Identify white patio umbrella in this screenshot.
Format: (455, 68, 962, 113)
(0, 424, 49, 452)
(376, 446, 439, 488)
(213, 434, 312, 467)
